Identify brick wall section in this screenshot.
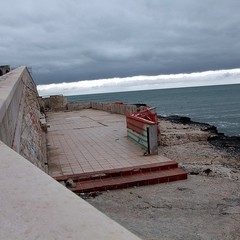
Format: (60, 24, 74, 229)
(0, 66, 47, 171)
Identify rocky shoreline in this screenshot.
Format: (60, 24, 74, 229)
(158, 114, 240, 155)
(157, 115, 240, 180)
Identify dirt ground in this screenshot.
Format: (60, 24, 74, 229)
(85, 118, 240, 240)
(87, 175, 240, 240)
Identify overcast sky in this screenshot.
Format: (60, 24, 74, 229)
(1, 0, 240, 93)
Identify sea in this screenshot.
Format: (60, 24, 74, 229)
(67, 84, 240, 137)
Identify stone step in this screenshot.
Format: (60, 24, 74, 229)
(70, 168, 187, 193)
(53, 161, 188, 193)
(54, 161, 179, 182)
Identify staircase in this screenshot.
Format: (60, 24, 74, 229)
(54, 161, 187, 193)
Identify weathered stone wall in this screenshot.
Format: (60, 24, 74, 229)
(66, 102, 147, 115)
(67, 102, 91, 111)
(0, 66, 47, 171)
(91, 102, 147, 115)
(42, 95, 147, 115)
(49, 95, 67, 111)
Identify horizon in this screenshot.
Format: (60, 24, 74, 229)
(37, 68, 240, 96)
(65, 82, 240, 98)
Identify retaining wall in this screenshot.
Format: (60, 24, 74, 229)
(0, 66, 47, 171)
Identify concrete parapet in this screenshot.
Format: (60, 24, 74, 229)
(0, 66, 47, 171)
(0, 141, 140, 240)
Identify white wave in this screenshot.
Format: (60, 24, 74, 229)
(37, 68, 240, 96)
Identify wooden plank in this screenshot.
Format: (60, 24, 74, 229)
(127, 128, 148, 149)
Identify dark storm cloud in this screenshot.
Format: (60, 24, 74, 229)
(1, 0, 240, 84)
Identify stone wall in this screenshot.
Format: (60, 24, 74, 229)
(0, 66, 47, 171)
(91, 102, 147, 115)
(49, 95, 67, 111)
(66, 101, 146, 115)
(67, 102, 91, 111)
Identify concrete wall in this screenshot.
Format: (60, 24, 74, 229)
(0, 66, 47, 171)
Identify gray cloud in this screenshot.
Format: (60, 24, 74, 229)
(1, 0, 240, 85)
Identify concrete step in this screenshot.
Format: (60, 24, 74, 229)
(54, 161, 188, 193)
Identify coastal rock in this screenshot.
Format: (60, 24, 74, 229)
(65, 179, 76, 188)
(158, 115, 240, 169)
(158, 115, 218, 146)
(180, 163, 240, 181)
(209, 136, 240, 154)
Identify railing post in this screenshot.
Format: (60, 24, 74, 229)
(147, 125, 158, 155)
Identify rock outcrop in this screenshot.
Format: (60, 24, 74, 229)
(158, 115, 240, 173)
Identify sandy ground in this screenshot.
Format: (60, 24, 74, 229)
(85, 117, 240, 240)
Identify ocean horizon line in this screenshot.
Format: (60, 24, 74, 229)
(37, 68, 240, 97)
(64, 82, 240, 98)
